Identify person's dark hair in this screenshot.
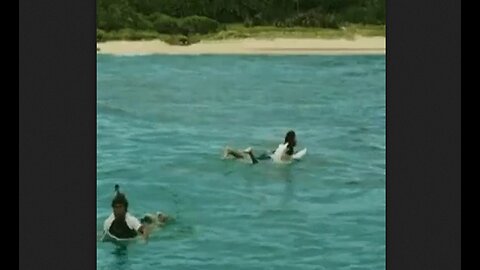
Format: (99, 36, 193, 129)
(111, 184, 129, 210)
(284, 130, 297, 147)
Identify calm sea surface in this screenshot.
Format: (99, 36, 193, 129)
(97, 54, 385, 270)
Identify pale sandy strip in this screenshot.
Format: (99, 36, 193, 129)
(97, 37, 385, 55)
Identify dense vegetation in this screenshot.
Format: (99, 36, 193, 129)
(97, 0, 385, 43)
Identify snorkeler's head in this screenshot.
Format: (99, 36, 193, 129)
(111, 185, 129, 218)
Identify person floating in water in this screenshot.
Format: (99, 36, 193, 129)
(140, 211, 173, 231)
(103, 185, 150, 240)
(223, 130, 298, 164)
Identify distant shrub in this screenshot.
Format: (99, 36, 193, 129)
(342, 6, 383, 25)
(244, 13, 267, 27)
(132, 13, 154, 30)
(101, 29, 159, 41)
(179, 16, 220, 35)
(152, 13, 181, 34)
(324, 14, 340, 29)
(285, 8, 340, 29)
(342, 7, 368, 24)
(116, 29, 144, 40)
(213, 30, 250, 40)
(243, 17, 254, 28)
(162, 34, 200, 46)
(97, 6, 153, 32)
(97, 29, 106, 42)
(96, 0, 385, 32)
(187, 35, 202, 45)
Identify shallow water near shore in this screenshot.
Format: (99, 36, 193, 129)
(97, 54, 385, 270)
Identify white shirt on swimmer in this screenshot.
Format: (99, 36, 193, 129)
(103, 213, 142, 232)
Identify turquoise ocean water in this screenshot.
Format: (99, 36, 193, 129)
(97, 55, 385, 270)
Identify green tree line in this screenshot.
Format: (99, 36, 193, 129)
(97, 0, 385, 38)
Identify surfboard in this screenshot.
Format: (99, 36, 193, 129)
(292, 148, 307, 160)
(270, 143, 307, 163)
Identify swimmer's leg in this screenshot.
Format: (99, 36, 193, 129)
(256, 153, 272, 160)
(243, 148, 259, 164)
(223, 147, 247, 159)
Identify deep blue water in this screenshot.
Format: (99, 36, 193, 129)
(97, 54, 385, 270)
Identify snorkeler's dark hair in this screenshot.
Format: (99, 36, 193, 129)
(284, 130, 296, 146)
(111, 184, 129, 209)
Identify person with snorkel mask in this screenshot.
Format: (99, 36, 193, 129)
(103, 185, 150, 240)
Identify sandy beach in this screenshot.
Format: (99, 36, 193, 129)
(97, 36, 385, 55)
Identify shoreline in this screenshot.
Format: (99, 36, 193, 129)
(97, 37, 385, 55)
